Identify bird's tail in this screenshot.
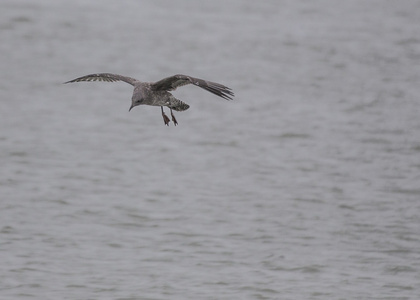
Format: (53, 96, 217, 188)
(169, 98, 190, 112)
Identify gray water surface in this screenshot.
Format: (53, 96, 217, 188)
(1, 1, 420, 299)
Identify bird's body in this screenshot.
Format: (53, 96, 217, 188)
(64, 73, 234, 126)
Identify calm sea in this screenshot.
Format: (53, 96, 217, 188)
(1, 0, 419, 299)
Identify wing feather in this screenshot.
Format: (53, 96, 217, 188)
(64, 73, 138, 86)
(151, 74, 234, 100)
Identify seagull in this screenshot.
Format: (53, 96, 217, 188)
(64, 73, 234, 126)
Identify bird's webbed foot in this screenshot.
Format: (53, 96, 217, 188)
(161, 106, 170, 126)
(170, 109, 178, 126)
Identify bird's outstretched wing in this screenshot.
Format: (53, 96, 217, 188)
(151, 74, 234, 100)
(64, 73, 138, 86)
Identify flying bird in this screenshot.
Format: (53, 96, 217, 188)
(64, 73, 234, 126)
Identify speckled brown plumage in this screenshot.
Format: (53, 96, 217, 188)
(65, 73, 234, 126)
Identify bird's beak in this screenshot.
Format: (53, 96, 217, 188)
(129, 104, 134, 112)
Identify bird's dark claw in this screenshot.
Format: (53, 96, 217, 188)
(162, 113, 170, 126)
(161, 106, 170, 126)
(170, 109, 178, 126)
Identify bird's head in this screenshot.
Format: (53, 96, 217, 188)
(129, 98, 143, 112)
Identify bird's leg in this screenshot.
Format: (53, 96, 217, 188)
(170, 108, 178, 126)
(161, 106, 170, 126)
